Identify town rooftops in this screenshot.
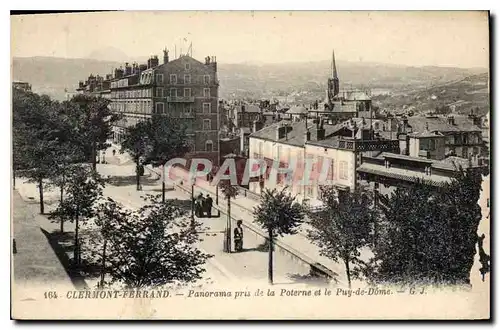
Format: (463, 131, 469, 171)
(358, 152, 484, 187)
(249, 120, 337, 147)
(405, 116, 481, 133)
(286, 105, 308, 115)
(357, 162, 452, 187)
(237, 104, 261, 113)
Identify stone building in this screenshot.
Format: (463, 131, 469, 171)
(248, 118, 399, 207)
(76, 48, 220, 165)
(397, 114, 484, 160)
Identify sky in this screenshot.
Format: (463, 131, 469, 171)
(11, 11, 489, 68)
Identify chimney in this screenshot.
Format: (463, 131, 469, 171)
(276, 123, 286, 140)
(151, 56, 159, 68)
(316, 119, 325, 141)
(163, 48, 169, 64)
(447, 115, 455, 126)
(147, 58, 152, 69)
(253, 119, 264, 133)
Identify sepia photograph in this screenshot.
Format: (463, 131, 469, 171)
(10, 10, 490, 320)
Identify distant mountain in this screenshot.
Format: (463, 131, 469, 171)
(87, 46, 129, 62)
(373, 72, 490, 116)
(11, 56, 487, 101)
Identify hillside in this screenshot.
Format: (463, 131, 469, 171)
(372, 72, 490, 116)
(12, 56, 487, 102)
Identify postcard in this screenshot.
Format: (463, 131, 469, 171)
(11, 10, 490, 320)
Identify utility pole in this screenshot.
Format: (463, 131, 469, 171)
(191, 183, 195, 229)
(162, 164, 166, 203)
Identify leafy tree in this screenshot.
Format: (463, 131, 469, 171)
(84, 196, 210, 289)
(308, 186, 374, 288)
(12, 89, 70, 213)
(253, 188, 305, 284)
(66, 95, 119, 171)
(121, 114, 189, 191)
(369, 168, 483, 286)
(50, 165, 105, 265)
(219, 180, 239, 253)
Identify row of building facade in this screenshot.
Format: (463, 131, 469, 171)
(76, 49, 221, 165)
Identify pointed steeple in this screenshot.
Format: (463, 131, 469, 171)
(331, 49, 338, 79)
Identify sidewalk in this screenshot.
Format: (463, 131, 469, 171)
(12, 191, 75, 295)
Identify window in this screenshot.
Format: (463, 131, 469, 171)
(185, 63, 191, 70)
(205, 140, 213, 152)
(203, 119, 211, 130)
(155, 102, 164, 114)
(204, 75, 210, 84)
(184, 74, 191, 84)
(184, 88, 191, 97)
(156, 87, 164, 98)
(184, 105, 192, 115)
(170, 74, 177, 84)
(156, 74, 163, 84)
(339, 161, 348, 180)
(170, 88, 177, 97)
(203, 103, 211, 114)
(203, 88, 210, 97)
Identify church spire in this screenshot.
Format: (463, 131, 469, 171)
(331, 49, 338, 79)
(330, 49, 339, 97)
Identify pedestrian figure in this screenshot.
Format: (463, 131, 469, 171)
(112, 149, 116, 156)
(478, 234, 490, 282)
(195, 193, 204, 217)
(205, 194, 213, 218)
(234, 220, 244, 252)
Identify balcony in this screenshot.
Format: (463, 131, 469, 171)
(167, 96, 195, 103)
(334, 139, 400, 152)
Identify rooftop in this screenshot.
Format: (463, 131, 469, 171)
(357, 162, 451, 187)
(405, 116, 481, 134)
(249, 120, 337, 147)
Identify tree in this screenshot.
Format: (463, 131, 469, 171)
(84, 196, 210, 289)
(219, 180, 239, 253)
(66, 95, 120, 171)
(253, 188, 305, 284)
(308, 186, 374, 288)
(121, 114, 189, 192)
(50, 165, 105, 265)
(12, 89, 70, 214)
(368, 168, 483, 286)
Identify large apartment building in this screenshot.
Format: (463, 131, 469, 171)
(76, 49, 220, 164)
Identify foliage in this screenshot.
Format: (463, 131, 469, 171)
(64, 94, 120, 168)
(83, 196, 211, 288)
(308, 186, 374, 288)
(120, 114, 189, 166)
(50, 165, 106, 222)
(220, 180, 239, 199)
(367, 169, 483, 286)
(253, 188, 305, 237)
(12, 88, 77, 212)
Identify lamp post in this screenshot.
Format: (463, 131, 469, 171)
(191, 181, 195, 229)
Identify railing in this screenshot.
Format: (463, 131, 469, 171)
(335, 139, 400, 152)
(167, 96, 195, 102)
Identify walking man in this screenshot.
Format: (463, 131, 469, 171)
(205, 194, 213, 218)
(234, 220, 244, 252)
